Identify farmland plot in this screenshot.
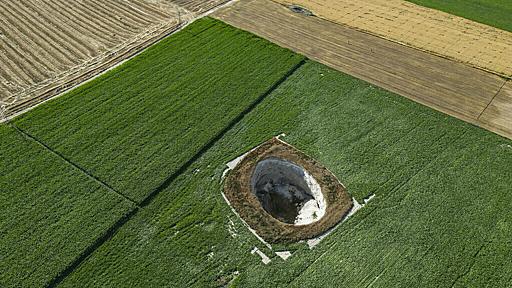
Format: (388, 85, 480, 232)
(0, 0, 187, 119)
(171, 0, 231, 13)
(0, 124, 135, 287)
(58, 61, 512, 287)
(13, 18, 305, 203)
(273, 0, 512, 78)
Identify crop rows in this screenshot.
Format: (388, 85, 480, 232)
(0, 0, 185, 118)
(0, 124, 135, 287)
(14, 18, 304, 203)
(172, 0, 231, 13)
(3, 14, 512, 288)
(1, 18, 304, 287)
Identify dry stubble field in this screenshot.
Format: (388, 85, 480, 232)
(274, 0, 512, 78)
(0, 0, 229, 119)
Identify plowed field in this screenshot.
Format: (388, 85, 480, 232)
(0, 0, 197, 119)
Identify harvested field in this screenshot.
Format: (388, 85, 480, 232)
(273, 0, 512, 78)
(213, 0, 512, 140)
(2, 18, 304, 287)
(171, 0, 231, 13)
(479, 80, 512, 139)
(406, 0, 512, 32)
(0, 0, 192, 119)
(2, 17, 512, 287)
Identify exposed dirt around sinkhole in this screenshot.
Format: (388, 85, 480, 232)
(223, 137, 353, 243)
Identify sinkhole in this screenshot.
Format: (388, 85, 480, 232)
(251, 158, 326, 225)
(223, 137, 353, 243)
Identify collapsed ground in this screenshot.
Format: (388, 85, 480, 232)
(1, 18, 512, 287)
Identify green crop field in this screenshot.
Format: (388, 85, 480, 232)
(58, 56, 512, 286)
(406, 0, 512, 32)
(0, 125, 135, 287)
(1, 18, 303, 287)
(2, 17, 512, 288)
(13, 18, 304, 204)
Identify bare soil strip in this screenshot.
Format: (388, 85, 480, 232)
(213, 0, 511, 139)
(0, 0, 230, 120)
(273, 0, 512, 79)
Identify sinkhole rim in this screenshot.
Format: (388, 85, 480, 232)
(223, 137, 353, 243)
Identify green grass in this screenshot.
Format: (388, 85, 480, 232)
(0, 124, 135, 287)
(57, 60, 512, 287)
(405, 0, 512, 32)
(13, 17, 304, 203)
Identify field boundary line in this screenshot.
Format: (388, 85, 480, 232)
(271, 1, 512, 80)
(139, 58, 306, 207)
(449, 242, 487, 288)
(477, 79, 508, 120)
(45, 207, 139, 288)
(41, 58, 306, 287)
(10, 123, 139, 205)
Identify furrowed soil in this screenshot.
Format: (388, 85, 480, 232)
(171, 0, 230, 13)
(2, 18, 303, 287)
(273, 0, 512, 78)
(0, 0, 229, 119)
(0, 0, 185, 118)
(3, 15, 512, 288)
(58, 60, 512, 287)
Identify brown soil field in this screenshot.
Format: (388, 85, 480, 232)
(213, 0, 512, 140)
(0, 0, 229, 120)
(273, 0, 512, 79)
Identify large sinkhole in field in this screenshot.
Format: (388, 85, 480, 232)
(251, 158, 326, 225)
(223, 137, 353, 242)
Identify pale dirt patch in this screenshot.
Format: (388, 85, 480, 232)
(275, 251, 292, 260)
(274, 0, 512, 78)
(251, 247, 271, 264)
(223, 137, 353, 243)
